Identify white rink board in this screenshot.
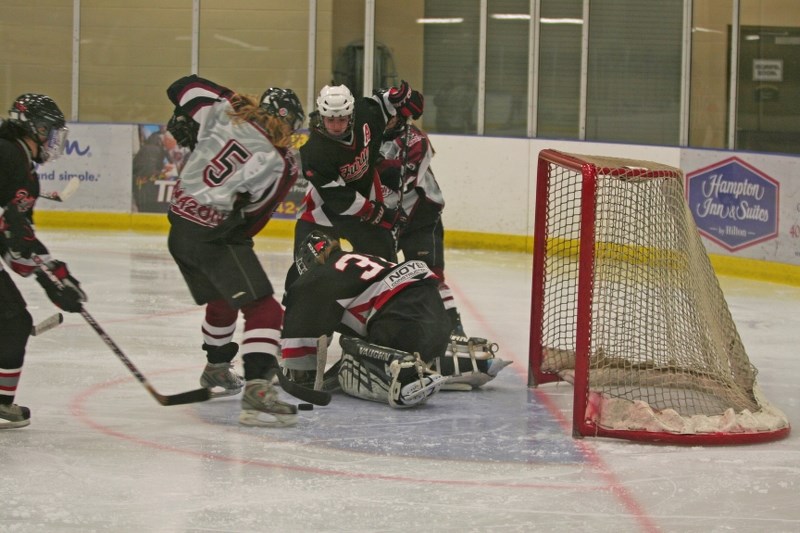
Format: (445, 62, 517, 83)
(31, 122, 800, 267)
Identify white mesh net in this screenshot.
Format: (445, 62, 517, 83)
(532, 151, 790, 443)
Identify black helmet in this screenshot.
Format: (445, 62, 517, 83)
(296, 230, 336, 275)
(8, 93, 68, 163)
(260, 87, 305, 132)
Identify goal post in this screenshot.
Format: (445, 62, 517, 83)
(529, 149, 790, 445)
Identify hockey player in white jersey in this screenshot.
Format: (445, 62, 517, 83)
(165, 75, 304, 427)
(377, 115, 468, 337)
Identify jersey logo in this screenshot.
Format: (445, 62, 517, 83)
(203, 139, 251, 186)
(170, 186, 225, 227)
(339, 146, 369, 182)
(382, 261, 430, 290)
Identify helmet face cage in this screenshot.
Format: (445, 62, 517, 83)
(295, 230, 335, 276)
(260, 88, 305, 132)
(8, 93, 68, 163)
(41, 126, 69, 163)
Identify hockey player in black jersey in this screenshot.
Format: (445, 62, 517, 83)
(165, 75, 304, 427)
(283, 81, 424, 290)
(378, 115, 468, 337)
(280, 231, 511, 407)
(0, 94, 86, 429)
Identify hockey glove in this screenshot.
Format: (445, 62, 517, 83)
(362, 201, 408, 231)
(0, 206, 36, 259)
(166, 111, 199, 151)
(388, 81, 424, 120)
(387, 80, 410, 107)
(35, 260, 87, 313)
(399, 90, 424, 120)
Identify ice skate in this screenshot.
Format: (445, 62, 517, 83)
(200, 342, 244, 398)
(200, 362, 244, 398)
(0, 403, 31, 429)
(239, 379, 298, 427)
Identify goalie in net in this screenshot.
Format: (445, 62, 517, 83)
(529, 149, 790, 445)
(280, 230, 511, 408)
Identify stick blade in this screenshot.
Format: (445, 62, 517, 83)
(31, 312, 64, 336)
(275, 370, 332, 406)
(155, 387, 212, 406)
(59, 177, 81, 201)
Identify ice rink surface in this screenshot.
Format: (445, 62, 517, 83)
(2, 229, 798, 532)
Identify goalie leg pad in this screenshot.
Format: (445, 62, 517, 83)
(431, 334, 511, 390)
(338, 336, 447, 408)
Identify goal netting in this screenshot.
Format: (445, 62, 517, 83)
(528, 150, 790, 444)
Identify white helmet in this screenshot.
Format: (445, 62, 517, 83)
(316, 85, 354, 118)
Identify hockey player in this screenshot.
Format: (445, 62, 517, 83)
(283, 81, 424, 290)
(377, 115, 467, 336)
(0, 94, 86, 429)
(281, 231, 510, 407)
(165, 75, 304, 427)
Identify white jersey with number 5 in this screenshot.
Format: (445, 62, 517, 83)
(168, 78, 298, 231)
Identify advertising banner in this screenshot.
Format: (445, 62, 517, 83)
(682, 149, 800, 265)
(132, 124, 189, 214)
(36, 123, 134, 213)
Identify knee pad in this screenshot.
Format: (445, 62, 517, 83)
(337, 336, 446, 408)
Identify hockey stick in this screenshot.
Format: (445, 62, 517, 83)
(275, 369, 331, 406)
(314, 334, 327, 391)
(39, 177, 80, 202)
(31, 312, 64, 336)
(32, 257, 211, 406)
(77, 309, 211, 406)
(393, 121, 411, 255)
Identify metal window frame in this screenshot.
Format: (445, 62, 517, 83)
(65, 0, 742, 149)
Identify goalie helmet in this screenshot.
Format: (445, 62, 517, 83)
(260, 87, 305, 132)
(295, 230, 337, 276)
(8, 93, 68, 163)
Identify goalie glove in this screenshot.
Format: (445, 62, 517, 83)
(35, 260, 87, 313)
(361, 201, 408, 231)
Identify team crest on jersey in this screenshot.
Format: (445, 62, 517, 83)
(339, 146, 369, 182)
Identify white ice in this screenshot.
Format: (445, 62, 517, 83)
(2, 229, 798, 532)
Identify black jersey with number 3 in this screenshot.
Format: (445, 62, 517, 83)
(281, 249, 439, 361)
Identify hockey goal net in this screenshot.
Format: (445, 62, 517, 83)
(529, 150, 790, 444)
